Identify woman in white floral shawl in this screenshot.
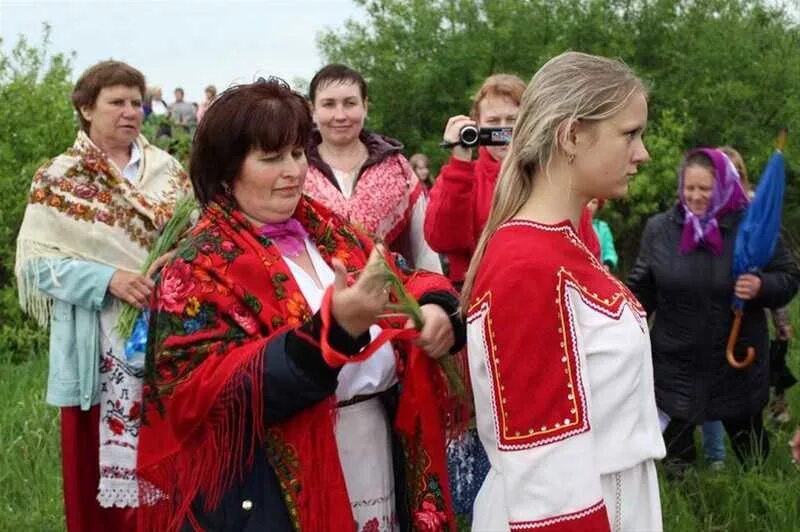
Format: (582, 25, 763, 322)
(15, 60, 191, 532)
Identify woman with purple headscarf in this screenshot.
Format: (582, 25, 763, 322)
(628, 147, 800, 473)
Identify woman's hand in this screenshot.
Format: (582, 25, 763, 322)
(443, 114, 476, 162)
(109, 270, 155, 309)
(407, 304, 455, 359)
(330, 246, 390, 338)
(145, 251, 176, 279)
(734, 273, 762, 300)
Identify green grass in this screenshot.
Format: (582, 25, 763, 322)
(659, 299, 800, 532)
(0, 344, 64, 530)
(1, 302, 799, 531)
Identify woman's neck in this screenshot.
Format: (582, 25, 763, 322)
(106, 145, 131, 172)
(96, 140, 133, 172)
(515, 167, 588, 228)
(319, 139, 368, 172)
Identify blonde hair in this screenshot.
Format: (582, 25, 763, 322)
(470, 74, 527, 121)
(409, 152, 429, 169)
(719, 145, 750, 190)
(461, 51, 647, 304)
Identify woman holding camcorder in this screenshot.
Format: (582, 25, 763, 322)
(424, 74, 601, 290)
(424, 74, 526, 289)
(421, 74, 525, 519)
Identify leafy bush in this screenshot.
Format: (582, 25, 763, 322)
(0, 26, 76, 287)
(140, 115, 192, 168)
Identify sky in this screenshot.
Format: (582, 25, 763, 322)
(0, 0, 365, 102)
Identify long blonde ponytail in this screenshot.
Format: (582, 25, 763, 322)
(461, 51, 647, 306)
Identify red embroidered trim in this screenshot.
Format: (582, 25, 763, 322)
(469, 268, 642, 450)
(510, 500, 609, 531)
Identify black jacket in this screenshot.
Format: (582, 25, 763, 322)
(627, 205, 799, 421)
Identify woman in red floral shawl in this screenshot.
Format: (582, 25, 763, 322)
(137, 79, 465, 532)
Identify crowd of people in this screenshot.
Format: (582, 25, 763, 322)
(13, 53, 800, 532)
(141, 84, 218, 136)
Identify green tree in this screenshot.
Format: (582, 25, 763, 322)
(0, 25, 75, 360)
(319, 0, 800, 269)
(0, 25, 76, 283)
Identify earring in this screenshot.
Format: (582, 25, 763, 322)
(568, 153, 575, 165)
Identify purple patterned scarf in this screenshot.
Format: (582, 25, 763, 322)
(678, 148, 749, 255)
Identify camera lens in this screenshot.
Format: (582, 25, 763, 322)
(459, 125, 479, 147)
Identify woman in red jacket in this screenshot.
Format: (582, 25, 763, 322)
(425, 74, 599, 288)
(424, 74, 526, 288)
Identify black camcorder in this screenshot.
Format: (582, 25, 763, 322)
(440, 126, 513, 149)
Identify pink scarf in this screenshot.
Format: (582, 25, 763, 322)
(258, 218, 309, 257)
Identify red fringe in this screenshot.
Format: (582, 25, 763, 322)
(395, 343, 458, 532)
(137, 348, 266, 531)
(442, 347, 474, 441)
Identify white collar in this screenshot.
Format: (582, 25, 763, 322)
(121, 141, 142, 181)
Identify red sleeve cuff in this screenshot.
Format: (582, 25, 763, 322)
(319, 286, 416, 368)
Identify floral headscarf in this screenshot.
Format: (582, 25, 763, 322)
(678, 147, 749, 255)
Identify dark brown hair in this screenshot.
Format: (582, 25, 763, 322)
(682, 151, 715, 173)
(309, 64, 368, 103)
(71, 60, 146, 132)
(190, 78, 312, 205)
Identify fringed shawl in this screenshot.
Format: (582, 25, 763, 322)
(138, 195, 460, 531)
(15, 130, 190, 326)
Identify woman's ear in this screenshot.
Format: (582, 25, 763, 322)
(558, 118, 580, 158)
(79, 104, 94, 124)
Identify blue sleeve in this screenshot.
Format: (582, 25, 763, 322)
(29, 258, 115, 310)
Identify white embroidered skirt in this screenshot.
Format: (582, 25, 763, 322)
(472, 459, 662, 532)
(335, 397, 398, 532)
(600, 459, 662, 532)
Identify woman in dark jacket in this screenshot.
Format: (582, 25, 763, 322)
(628, 147, 800, 469)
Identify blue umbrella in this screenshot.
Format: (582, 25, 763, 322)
(727, 130, 787, 369)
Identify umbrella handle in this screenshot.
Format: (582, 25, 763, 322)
(776, 128, 788, 152)
(726, 310, 756, 369)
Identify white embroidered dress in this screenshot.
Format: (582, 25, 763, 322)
(466, 220, 665, 532)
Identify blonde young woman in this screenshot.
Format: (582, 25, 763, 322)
(463, 52, 665, 531)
